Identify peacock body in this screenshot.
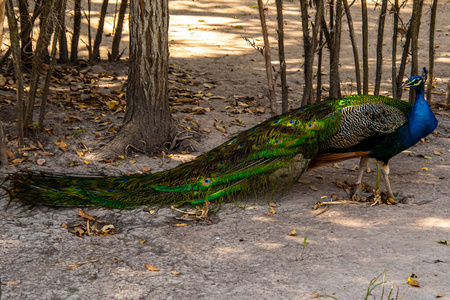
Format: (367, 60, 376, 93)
(3, 75, 437, 209)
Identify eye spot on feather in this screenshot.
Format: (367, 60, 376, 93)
(228, 139, 237, 145)
(250, 128, 256, 133)
(76, 180, 82, 184)
(273, 119, 280, 125)
(329, 115, 337, 123)
(75, 187, 81, 190)
(52, 189, 58, 193)
(288, 120, 295, 126)
(201, 178, 212, 186)
(252, 143, 262, 150)
(306, 123, 316, 130)
(108, 189, 114, 192)
(273, 139, 282, 146)
(123, 179, 128, 182)
(285, 141, 295, 147)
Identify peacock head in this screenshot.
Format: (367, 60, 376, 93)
(402, 75, 425, 92)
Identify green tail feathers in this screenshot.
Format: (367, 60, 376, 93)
(2, 94, 414, 209)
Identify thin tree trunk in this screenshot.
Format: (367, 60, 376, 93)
(257, 0, 278, 115)
(110, 0, 127, 62)
(409, 0, 423, 103)
(70, 0, 81, 62)
(300, 0, 313, 105)
(39, 0, 63, 128)
(58, 0, 68, 62)
(0, 0, 5, 53)
(374, 0, 387, 95)
(342, 0, 361, 95)
(316, 30, 323, 101)
(25, 0, 54, 127)
(276, 0, 288, 113)
(361, 0, 368, 94)
(18, 0, 33, 69)
(6, 0, 25, 144)
(104, 0, 172, 155)
(92, 0, 109, 61)
(86, 0, 93, 64)
(392, 0, 399, 98)
(329, 0, 342, 99)
(426, 0, 438, 104)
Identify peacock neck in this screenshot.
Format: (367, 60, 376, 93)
(403, 89, 438, 147)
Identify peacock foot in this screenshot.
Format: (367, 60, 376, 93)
(390, 192, 414, 204)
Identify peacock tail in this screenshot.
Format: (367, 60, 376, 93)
(2, 76, 437, 209)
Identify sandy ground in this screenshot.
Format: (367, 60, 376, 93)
(1, 0, 450, 299)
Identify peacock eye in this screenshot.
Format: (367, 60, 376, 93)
(108, 189, 114, 192)
(273, 120, 280, 125)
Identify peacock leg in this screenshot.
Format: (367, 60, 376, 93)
(379, 161, 396, 199)
(354, 157, 370, 197)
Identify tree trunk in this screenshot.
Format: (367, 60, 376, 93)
(374, 0, 387, 95)
(329, 0, 342, 99)
(392, 0, 399, 98)
(58, 0, 69, 62)
(342, 0, 361, 95)
(92, 0, 109, 61)
(6, 0, 25, 144)
(110, 0, 128, 62)
(103, 0, 172, 155)
(18, 0, 33, 69)
(426, 0, 438, 104)
(0, 0, 5, 53)
(70, 0, 81, 62)
(409, 0, 423, 103)
(257, 0, 278, 116)
(361, 0, 368, 94)
(276, 0, 288, 113)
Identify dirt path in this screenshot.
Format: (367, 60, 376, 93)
(1, 0, 449, 299)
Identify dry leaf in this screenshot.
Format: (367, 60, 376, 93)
(214, 122, 227, 133)
(433, 150, 442, 156)
(4, 281, 21, 285)
(288, 230, 297, 236)
(83, 160, 89, 165)
(175, 223, 188, 227)
(311, 293, 319, 298)
(268, 200, 277, 207)
(309, 185, 318, 191)
(57, 140, 67, 152)
(140, 239, 146, 244)
(297, 179, 311, 184)
(171, 270, 180, 275)
(37, 159, 46, 165)
(76, 151, 84, 157)
(145, 263, 159, 271)
(436, 293, 445, 298)
(78, 209, 95, 220)
(65, 259, 98, 270)
(269, 206, 276, 214)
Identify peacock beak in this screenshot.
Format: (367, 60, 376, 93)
(402, 79, 412, 88)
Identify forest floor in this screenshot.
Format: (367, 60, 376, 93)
(1, 0, 450, 299)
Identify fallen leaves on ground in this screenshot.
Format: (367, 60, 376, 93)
(63, 209, 117, 237)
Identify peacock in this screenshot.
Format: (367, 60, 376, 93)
(1, 74, 437, 209)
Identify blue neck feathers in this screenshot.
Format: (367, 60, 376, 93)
(402, 78, 438, 147)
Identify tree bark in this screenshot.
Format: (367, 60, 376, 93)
(329, 0, 342, 99)
(110, 0, 128, 61)
(409, 0, 423, 103)
(374, 0, 387, 96)
(25, 0, 54, 128)
(257, 0, 278, 116)
(6, 0, 25, 144)
(392, 0, 399, 98)
(70, 0, 81, 62)
(426, 0, 438, 104)
(92, 0, 109, 61)
(18, 0, 33, 69)
(104, 0, 172, 155)
(58, 0, 69, 62)
(361, 0, 368, 94)
(0, 0, 5, 53)
(342, 0, 361, 95)
(276, 0, 288, 113)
